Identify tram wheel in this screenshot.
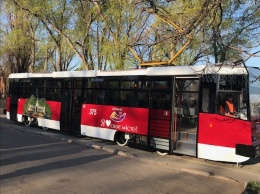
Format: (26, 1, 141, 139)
(115, 132, 129, 146)
(24, 118, 31, 126)
(42, 127, 48, 131)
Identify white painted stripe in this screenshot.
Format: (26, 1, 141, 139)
(37, 118, 60, 130)
(81, 125, 116, 141)
(6, 112, 10, 119)
(17, 114, 23, 122)
(198, 143, 249, 163)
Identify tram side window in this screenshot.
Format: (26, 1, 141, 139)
(201, 75, 217, 113)
(20, 79, 32, 98)
(84, 89, 95, 104)
(150, 77, 172, 110)
(44, 79, 62, 101)
(137, 78, 150, 89)
(96, 90, 106, 105)
(137, 91, 149, 108)
(217, 75, 248, 120)
(9, 80, 19, 96)
(107, 90, 119, 106)
(119, 91, 133, 107)
(150, 91, 171, 110)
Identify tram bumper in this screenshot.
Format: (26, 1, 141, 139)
(236, 144, 260, 158)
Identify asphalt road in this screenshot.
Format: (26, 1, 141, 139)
(0, 117, 246, 194)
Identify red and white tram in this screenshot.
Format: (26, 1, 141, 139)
(6, 64, 260, 163)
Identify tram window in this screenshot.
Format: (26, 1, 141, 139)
(137, 77, 150, 89)
(96, 90, 106, 105)
(96, 78, 106, 88)
(219, 75, 246, 91)
(154, 81, 171, 90)
(83, 89, 95, 104)
(137, 91, 149, 108)
(32, 79, 44, 87)
(85, 78, 95, 88)
(20, 79, 31, 87)
(9, 80, 19, 96)
(45, 89, 52, 100)
(182, 93, 198, 116)
(121, 81, 135, 89)
(20, 79, 32, 98)
(52, 79, 63, 88)
(74, 79, 82, 89)
(108, 80, 119, 89)
(36, 88, 44, 98)
(217, 91, 248, 120)
(151, 92, 171, 110)
(119, 91, 133, 107)
(20, 87, 31, 98)
(52, 89, 62, 101)
(176, 80, 199, 92)
(107, 90, 119, 105)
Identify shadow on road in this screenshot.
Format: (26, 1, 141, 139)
(0, 153, 112, 180)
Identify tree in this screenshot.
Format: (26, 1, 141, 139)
(134, 0, 260, 65)
(2, 12, 32, 73)
(1, 0, 259, 72)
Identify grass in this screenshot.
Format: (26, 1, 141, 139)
(245, 181, 260, 194)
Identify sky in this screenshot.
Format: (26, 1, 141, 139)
(246, 57, 260, 67)
(244, 47, 260, 68)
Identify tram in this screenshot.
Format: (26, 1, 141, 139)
(6, 64, 260, 163)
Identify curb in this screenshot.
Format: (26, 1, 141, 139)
(181, 168, 240, 183)
(17, 127, 137, 159)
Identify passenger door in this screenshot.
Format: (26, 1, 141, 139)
(173, 77, 199, 156)
(60, 79, 82, 134)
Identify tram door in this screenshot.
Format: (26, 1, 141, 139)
(60, 79, 82, 134)
(173, 78, 199, 156)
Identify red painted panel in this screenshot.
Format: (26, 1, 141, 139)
(149, 109, 170, 138)
(46, 101, 61, 121)
(149, 109, 171, 120)
(81, 104, 149, 135)
(198, 113, 251, 148)
(17, 98, 26, 114)
(6, 97, 10, 111)
(149, 127, 169, 138)
(149, 121, 170, 127)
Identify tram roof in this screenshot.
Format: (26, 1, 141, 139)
(146, 64, 247, 76)
(52, 70, 96, 78)
(8, 64, 249, 79)
(9, 73, 53, 79)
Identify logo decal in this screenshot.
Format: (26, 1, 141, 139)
(110, 111, 126, 122)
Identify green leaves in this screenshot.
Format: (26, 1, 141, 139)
(1, 0, 259, 72)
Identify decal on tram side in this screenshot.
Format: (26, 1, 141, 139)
(16, 96, 61, 130)
(81, 104, 149, 140)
